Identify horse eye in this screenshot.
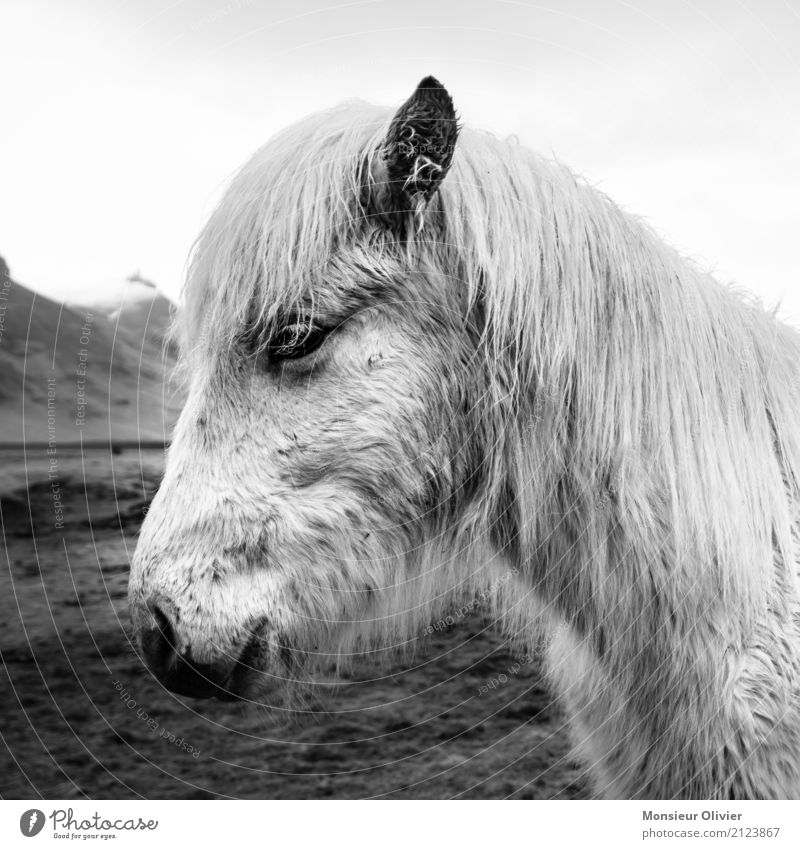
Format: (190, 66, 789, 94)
(267, 322, 328, 361)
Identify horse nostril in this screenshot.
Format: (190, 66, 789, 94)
(139, 605, 176, 678)
(137, 603, 237, 699)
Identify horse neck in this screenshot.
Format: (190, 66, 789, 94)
(478, 181, 800, 636)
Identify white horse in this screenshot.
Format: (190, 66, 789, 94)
(129, 77, 800, 799)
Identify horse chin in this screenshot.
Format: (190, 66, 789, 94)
(211, 624, 311, 711)
(213, 668, 287, 706)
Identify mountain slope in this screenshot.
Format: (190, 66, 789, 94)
(0, 256, 183, 445)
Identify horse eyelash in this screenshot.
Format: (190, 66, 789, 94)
(266, 319, 330, 361)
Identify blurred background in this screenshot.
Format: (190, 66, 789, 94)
(1, 0, 798, 799)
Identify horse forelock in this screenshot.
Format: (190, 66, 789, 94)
(178, 102, 389, 363)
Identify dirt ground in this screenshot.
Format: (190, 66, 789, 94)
(0, 448, 586, 799)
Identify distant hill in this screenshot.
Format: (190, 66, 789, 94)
(80, 271, 175, 347)
(0, 256, 183, 446)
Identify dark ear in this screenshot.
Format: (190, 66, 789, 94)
(369, 76, 459, 229)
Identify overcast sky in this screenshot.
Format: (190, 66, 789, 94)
(2, 0, 799, 320)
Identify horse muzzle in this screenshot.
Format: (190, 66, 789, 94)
(134, 600, 266, 702)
